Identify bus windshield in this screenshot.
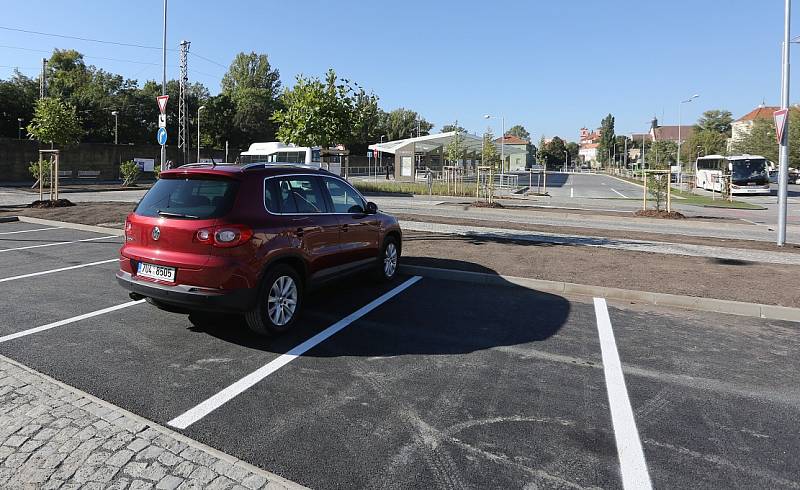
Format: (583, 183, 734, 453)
(731, 158, 767, 181)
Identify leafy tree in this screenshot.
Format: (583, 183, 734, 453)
(566, 142, 580, 164)
(444, 123, 466, 164)
(538, 136, 567, 166)
(221, 52, 282, 144)
(441, 123, 466, 133)
(348, 85, 381, 151)
(481, 128, 500, 202)
(379, 108, 433, 140)
(0, 71, 38, 138)
(645, 140, 677, 168)
(272, 69, 354, 148)
(26, 97, 82, 147)
(507, 125, 530, 141)
(597, 114, 616, 166)
(697, 110, 733, 135)
(682, 128, 728, 163)
(732, 118, 777, 163)
(120, 160, 141, 187)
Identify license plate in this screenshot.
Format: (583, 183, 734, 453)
(137, 262, 176, 282)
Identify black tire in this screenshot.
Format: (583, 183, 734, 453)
(245, 264, 303, 336)
(375, 236, 400, 281)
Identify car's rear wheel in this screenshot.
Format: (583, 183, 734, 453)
(376, 236, 399, 281)
(245, 264, 302, 336)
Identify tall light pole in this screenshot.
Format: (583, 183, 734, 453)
(484, 114, 505, 181)
(379, 134, 386, 179)
(196, 105, 205, 162)
(111, 111, 119, 145)
(17, 118, 23, 140)
(677, 94, 699, 174)
(160, 0, 168, 171)
(778, 0, 791, 246)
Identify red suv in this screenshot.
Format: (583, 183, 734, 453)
(117, 163, 402, 335)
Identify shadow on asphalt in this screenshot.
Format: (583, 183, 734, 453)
(186, 259, 571, 356)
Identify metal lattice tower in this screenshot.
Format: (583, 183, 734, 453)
(178, 40, 190, 164)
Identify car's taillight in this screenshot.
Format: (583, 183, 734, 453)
(124, 217, 134, 241)
(213, 225, 253, 248)
(195, 225, 252, 247)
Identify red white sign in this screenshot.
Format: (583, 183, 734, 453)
(774, 108, 789, 144)
(373, 149, 379, 159)
(157, 95, 169, 114)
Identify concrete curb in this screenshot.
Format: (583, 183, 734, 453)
(399, 264, 800, 323)
(17, 216, 125, 236)
(0, 353, 308, 489)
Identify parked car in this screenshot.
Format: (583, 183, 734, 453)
(117, 162, 402, 335)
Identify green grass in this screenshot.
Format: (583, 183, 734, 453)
(352, 180, 479, 198)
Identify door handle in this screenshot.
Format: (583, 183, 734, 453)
(341, 224, 349, 232)
(295, 227, 304, 238)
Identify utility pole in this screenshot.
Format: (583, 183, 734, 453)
(111, 111, 119, 145)
(161, 0, 168, 171)
(178, 40, 190, 165)
(197, 105, 205, 162)
(778, 0, 791, 246)
(39, 58, 47, 99)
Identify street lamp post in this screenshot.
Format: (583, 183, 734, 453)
(484, 114, 505, 183)
(197, 105, 206, 163)
(160, 0, 168, 172)
(677, 94, 699, 176)
(778, 0, 792, 246)
(17, 118, 23, 140)
(379, 134, 386, 180)
(111, 111, 119, 145)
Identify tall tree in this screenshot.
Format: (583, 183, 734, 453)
(732, 118, 777, 164)
(380, 108, 432, 140)
(682, 129, 728, 162)
(597, 114, 616, 166)
(221, 52, 282, 144)
(538, 136, 567, 166)
(0, 71, 38, 138)
(645, 140, 678, 168)
(697, 110, 734, 135)
(441, 123, 466, 133)
(506, 125, 530, 141)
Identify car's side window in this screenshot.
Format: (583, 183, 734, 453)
(273, 176, 326, 214)
(264, 179, 280, 213)
(323, 177, 365, 214)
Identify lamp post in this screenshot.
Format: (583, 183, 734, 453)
(17, 118, 23, 140)
(196, 105, 206, 162)
(778, 0, 792, 246)
(484, 114, 505, 182)
(111, 111, 119, 145)
(379, 134, 386, 180)
(677, 94, 699, 175)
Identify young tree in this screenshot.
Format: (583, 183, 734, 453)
(26, 97, 82, 147)
(481, 128, 500, 202)
(506, 125, 530, 141)
(445, 124, 466, 165)
(596, 114, 616, 166)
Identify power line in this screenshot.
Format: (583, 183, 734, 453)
(0, 25, 173, 51)
(189, 52, 226, 70)
(0, 44, 159, 66)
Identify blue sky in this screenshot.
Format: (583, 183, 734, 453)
(1, 0, 798, 142)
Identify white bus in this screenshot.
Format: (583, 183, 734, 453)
(695, 154, 770, 195)
(239, 142, 321, 166)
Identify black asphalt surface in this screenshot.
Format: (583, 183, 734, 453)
(1, 221, 799, 489)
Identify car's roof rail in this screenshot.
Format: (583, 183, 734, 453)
(241, 162, 328, 172)
(176, 162, 238, 169)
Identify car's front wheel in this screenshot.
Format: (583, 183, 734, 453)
(245, 264, 302, 336)
(376, 236, 400, 281)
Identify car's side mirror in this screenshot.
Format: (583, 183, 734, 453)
(366, 201, 378, 214)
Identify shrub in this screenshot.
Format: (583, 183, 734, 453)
(120, 160, 141, 187)
(28, 159, 52, 186)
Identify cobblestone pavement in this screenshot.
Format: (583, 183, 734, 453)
(0, 355, 304, 489)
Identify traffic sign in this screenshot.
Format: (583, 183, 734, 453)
(774, 108, 789, 144)
(157, 127, 167, 146)
(158, 114, 166, 128)
(157, 95, 169, 114)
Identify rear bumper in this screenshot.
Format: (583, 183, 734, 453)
(116, 270, 257, 313)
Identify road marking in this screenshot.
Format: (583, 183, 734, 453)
(0, 235, 117, 253)
(0, 300, 145, 344)
(0, 227, 60, 235)
(168, 275, 423, 429)
(593, 297, 652, 490)
(0, 259, 118, 283)
(610, 188, 628, 198)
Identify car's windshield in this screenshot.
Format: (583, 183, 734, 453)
(731, 159, 768, 181)
(135, 177, 239, 219)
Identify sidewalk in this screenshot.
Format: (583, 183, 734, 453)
(0, 355, 303, 489)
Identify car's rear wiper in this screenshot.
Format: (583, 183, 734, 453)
(157, 210, 199, 219)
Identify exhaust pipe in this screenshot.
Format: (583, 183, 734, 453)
(129, 292, 145, 301)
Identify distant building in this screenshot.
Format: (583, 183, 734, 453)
(578, 127, 601, 167)
(494, 135, 533, 171)
(649, 117, 694, 144)
(628, 133, 652, 164)
(730, 104, 779, 149)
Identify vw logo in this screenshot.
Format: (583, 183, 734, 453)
(151, 226, 161, 241)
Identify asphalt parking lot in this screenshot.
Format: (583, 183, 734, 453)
(1, 220, 799, 489)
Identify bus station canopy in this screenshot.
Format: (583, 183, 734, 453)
(367, 131, 527, 155)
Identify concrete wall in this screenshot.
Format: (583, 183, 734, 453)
(0, 138, 240, 183)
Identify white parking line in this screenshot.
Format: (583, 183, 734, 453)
(0, 259, 118, 283)
(0, 227, 60, 235)
(168, 275, 423, 430)
(0, 300, 145, 344)
(0, 235, 117, 253)
(610, 188, 628, 198)
(593, 297, 652, 490)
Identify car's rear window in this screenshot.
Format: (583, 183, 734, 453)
(136, 177, 239, 219)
